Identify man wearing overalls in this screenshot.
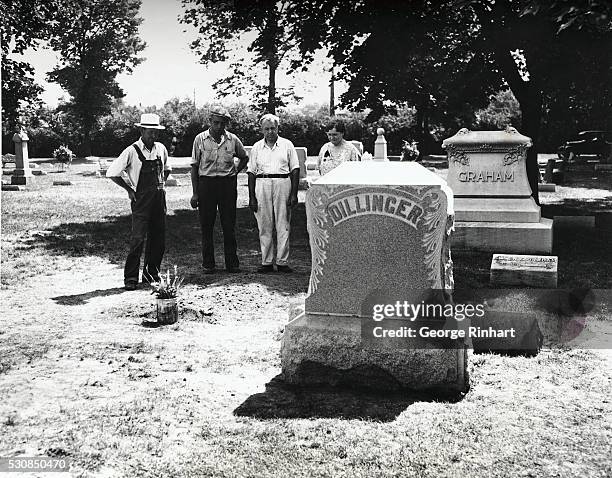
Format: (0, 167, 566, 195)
(107, 113, 171, 290)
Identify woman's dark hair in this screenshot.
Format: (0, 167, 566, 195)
(325, 120, 346, 135)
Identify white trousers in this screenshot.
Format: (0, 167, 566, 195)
(254, 177, 291, 265)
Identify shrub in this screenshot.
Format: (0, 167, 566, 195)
(475, 90, 521, 130)
(52, 145, 74, 164)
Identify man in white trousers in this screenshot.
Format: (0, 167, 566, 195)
(247, 114, 300, 273)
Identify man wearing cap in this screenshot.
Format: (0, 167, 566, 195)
(107, 113, 171, 290)
(190, 107, 249, 274)
(248, 114, 300, 273)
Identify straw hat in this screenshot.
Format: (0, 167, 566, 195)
(209, 106, 232, 121)
(134, 113, 165, 130)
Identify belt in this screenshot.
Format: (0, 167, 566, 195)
(256, 173, 289, 178)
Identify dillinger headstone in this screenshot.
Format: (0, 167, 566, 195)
(281, 162, 468, 392)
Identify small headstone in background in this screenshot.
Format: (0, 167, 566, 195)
(294, 147, 308, 179)
(2, 153, 16, 165)
(2, 184, 23, 191)
(29, 162, 47, 176)
(490, 254, 558, 288)
(165, 174, 180, 187)
(350, 140, 364, 155)
(594, 164, 612, 172)
(373, 128, 388, 161)
(53, 180, 73, 186)
(538, 183, 555, 192)
(98, 158, 109, 176)
(11, 131, 34, 185)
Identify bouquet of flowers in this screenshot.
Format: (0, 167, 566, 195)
(151, 266, 184, 299)
(401, 140, 420, 161)
(53, 145, 74, 164)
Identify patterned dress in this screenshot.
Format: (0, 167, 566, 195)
(317, 140, 361, 175)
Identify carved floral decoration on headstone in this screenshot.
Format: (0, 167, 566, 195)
(306, 185, 453, 294)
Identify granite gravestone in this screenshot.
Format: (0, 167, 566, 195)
(11, 131, 33, 185)
(373, 128, 388, 161)
(281, 162, 468, 392)
(490, 254, 558, 288)
(294, 147, 308, 179)
(350, 140, 364, 155)
(442, 127, 553, 253)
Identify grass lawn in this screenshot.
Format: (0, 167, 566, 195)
(1, 159, 611, 477)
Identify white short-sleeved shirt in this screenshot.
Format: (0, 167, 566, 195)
(106, 138, 170, 188)
(247, 136, 300, 175)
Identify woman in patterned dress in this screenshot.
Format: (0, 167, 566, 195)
(317, 120, 361, 175)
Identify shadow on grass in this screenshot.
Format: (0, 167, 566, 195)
(560, 168, 612, 190)
(51, 286, 128, 305)
(24, 198, 612, 290)
(541, 197, 612, 216)
(31, 204, 312, 295)
(234, 375, 464, 421)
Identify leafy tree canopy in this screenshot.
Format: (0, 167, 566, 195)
(181, 0, 307, 113)
(45, 0, 146, 155)
(285, 0, 611, 202)
(1, 0, 64, 132)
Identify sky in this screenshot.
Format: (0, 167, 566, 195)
(21, 0, 342, 109)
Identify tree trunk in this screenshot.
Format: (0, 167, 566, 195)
(80, 121, 93, 157)
(330, 65, 335, 117)
(518, 87, 543, 205)
(81, 133, 92, 157)
(268, 60, 276, 114)
(492, 47, 541, 205)
(415, 95, 433, 155)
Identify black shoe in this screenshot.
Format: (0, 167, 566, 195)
(276, 265, 293, 273)
(124, 282, 139, 291)
(226, 267, 241, 273)
(257, 264, 274, 273)
(203, 267, 215, 275)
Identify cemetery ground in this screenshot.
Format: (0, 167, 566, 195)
(1, 157, 611, 478)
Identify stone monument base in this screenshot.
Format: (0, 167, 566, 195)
(452, 218, 553, 253)
(454, 197, 541, 222)
(281, 311, 468, 393)
(11, 169, 33, 185)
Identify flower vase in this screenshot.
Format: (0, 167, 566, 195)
(156, 297, 178, 325)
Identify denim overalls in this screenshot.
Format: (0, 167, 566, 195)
(124, 143, 166, 285)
